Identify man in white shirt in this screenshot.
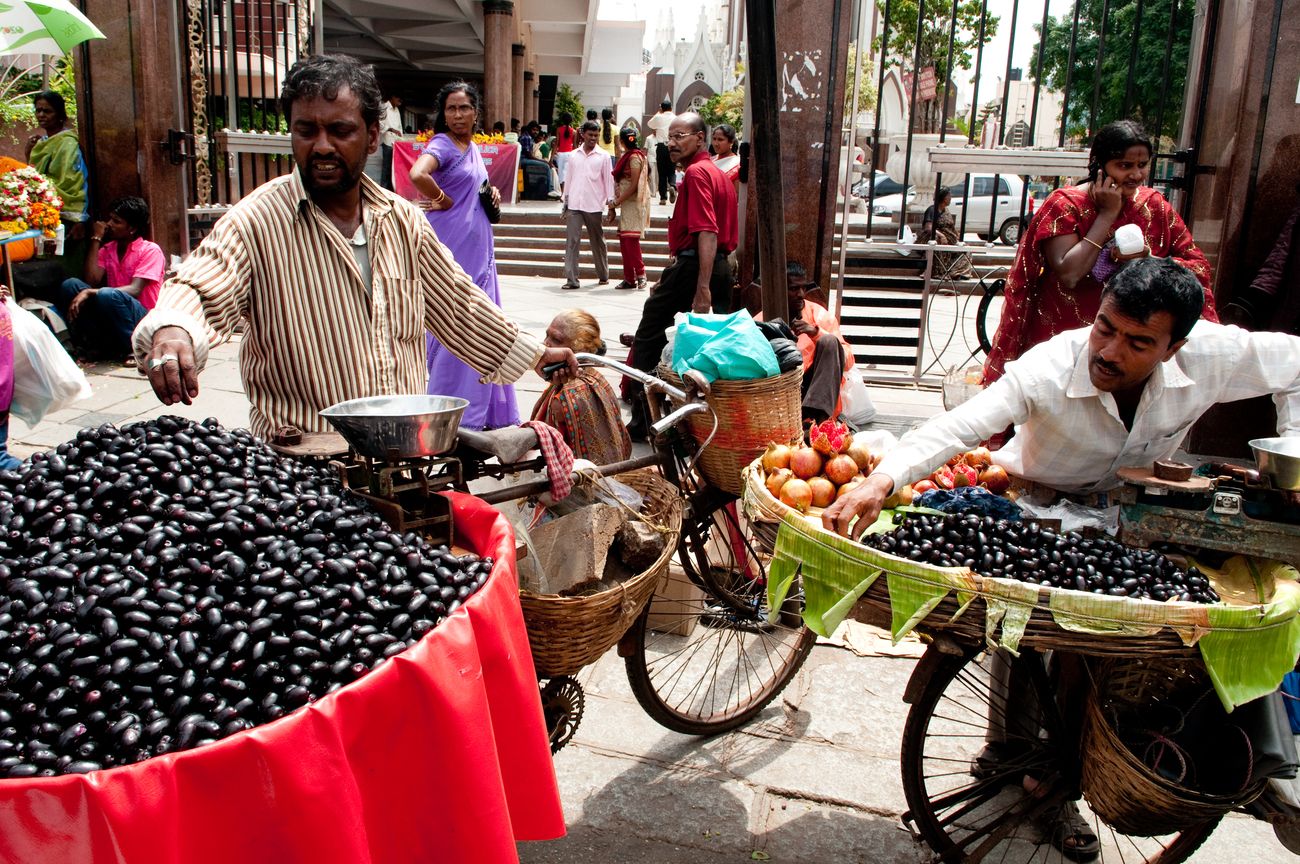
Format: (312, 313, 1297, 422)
(647, 100, 676, 205)
(825, 256, 1300, 539)
(378, 93, 403, 190)
(560, 120, 615, 290)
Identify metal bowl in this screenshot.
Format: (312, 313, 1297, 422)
(319, 395, 469, 459)
(1248, 437, 1300, 491)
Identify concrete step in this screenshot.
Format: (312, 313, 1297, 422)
(493, 235, 671, 254)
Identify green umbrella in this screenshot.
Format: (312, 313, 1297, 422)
(0, 0, 105, 56)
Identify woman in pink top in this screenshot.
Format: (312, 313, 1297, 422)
(56, 196, 166, 361)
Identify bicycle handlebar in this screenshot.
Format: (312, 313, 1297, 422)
(543, 352, 691, 402)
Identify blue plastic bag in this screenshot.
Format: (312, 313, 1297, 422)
(670, 311, 779, 383)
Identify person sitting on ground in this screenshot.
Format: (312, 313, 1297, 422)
(753, 262, 859, 423)
(57, 196, 165, 362)
(532, 309, 632, 466)
(519, 120, 560, 199)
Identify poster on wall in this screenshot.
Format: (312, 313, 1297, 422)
(391, 141, 521, 205)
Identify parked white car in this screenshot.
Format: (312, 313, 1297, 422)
(873, 173, 1036, 245)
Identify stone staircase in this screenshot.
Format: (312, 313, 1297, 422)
(492, 206, 673, 280)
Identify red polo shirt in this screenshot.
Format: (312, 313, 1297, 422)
(668, 151, 738, 255)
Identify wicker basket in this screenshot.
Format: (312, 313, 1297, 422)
(519, 470, 684, 677)
(742, 458, 1206, 658)
(1080, 658, 1267, 835)
(658, 365, 803, 496)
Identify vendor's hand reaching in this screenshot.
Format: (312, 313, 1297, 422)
(822, 473, 895, 541)
(144, 326, 200, 406)
(1091, 170, 1123, 216)
(537, 346, 578, 384)
(67, 287, 97, 322)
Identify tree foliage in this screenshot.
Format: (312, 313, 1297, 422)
(552, 83, 584, 126)
(845, 43, 877, 118)
(876, 0, 999, 133)
(700, 86, 744, 129)
(0, 56, 76, 126)
(1031, 0, 1192, 142)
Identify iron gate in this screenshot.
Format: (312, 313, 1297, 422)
(179, 0, 315, 240)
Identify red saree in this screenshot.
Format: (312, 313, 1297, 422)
(983, 185, 1217, 383)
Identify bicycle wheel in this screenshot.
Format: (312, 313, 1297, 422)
(623, 492, 816, 735)
(900, 647, 1221, 863)
(975, 278, 1005, 357)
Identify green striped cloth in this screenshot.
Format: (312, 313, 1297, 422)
(766, 512, 1300, 710)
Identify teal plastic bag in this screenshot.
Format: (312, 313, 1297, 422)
(670, 311, 780, 383)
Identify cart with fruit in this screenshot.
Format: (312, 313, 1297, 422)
(743, 429, 1300, 862)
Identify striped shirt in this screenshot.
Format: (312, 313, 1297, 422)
(132, 170, 544, 438)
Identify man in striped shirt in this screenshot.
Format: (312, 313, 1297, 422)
(132, 54, 576, 438)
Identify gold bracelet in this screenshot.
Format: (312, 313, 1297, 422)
(1080, 235, 1105, 251)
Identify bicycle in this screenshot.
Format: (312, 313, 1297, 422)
(453, 353, 816, 747)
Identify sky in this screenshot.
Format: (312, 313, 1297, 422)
(595, 0, 1055, 110)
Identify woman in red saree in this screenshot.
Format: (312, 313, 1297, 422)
(983, 120, 1217, 384)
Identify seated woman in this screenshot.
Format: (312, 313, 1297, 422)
(532, 310, 632, 466)
(56, 196, 165, 361)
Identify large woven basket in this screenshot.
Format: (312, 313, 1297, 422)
(1080, 658, 1267, 835)
(658, 365, 803, 495)
(519, 470, 683, 677)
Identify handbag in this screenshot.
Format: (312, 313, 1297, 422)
(478, 179, 500, 224)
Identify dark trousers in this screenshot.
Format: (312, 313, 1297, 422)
(56, 278, 148, 359)
(655, 143, 673, 202)
(631, 254, 733, 374)
(802, 333, 845, 422)
(564, 209, 609, 285)
(380, 143, 394, 191)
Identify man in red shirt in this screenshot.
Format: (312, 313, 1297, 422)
(627, 112, 737, 438)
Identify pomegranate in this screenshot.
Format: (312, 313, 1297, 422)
(824, 453, 860, 487)
(978, 464, 1011, 493)
(808, 476, 836, 508)
(789, 446, 824, 480)
(779, 478, 813, 512)
(765, 468, 794, 498)
(912, 479, 937, 494)
(845, 438, 874, 470)
(762, 443, 793, 472)
(951, 463, 979, 488)
(883, 483, 915, 508)
(837, 476, 866, 500)
(964, 446, 993, 470)
(931, 465, 956, 490)
(809, 419, 851, 455)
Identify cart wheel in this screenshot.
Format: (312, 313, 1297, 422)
(900, 647, 1222, 863)
(975, 278, 1004, 357)
(623, 493, 816, 736)
(540, 676, 584, 754)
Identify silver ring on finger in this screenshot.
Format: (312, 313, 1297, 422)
(147, 353, 179, 371)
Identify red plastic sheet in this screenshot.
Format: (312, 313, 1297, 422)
(0, 493, 564, 864)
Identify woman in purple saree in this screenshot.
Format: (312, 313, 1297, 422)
(408, 81, 519, 430)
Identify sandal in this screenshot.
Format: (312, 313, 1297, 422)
(618, 333, 635, 348)
(614, 280, 637, 290)
(1038, 801, 1099, 862)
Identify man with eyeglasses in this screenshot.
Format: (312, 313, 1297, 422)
(625, 112, 737, 440)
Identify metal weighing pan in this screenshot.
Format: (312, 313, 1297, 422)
(320, 395, 469, 459)
(1249, 437, 1300, 491)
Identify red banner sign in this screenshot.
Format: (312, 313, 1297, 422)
(901, 66, 939, 102)
(391, 140, 521, 204)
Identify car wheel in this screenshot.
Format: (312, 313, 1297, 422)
(999, 219, 1023, 246)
